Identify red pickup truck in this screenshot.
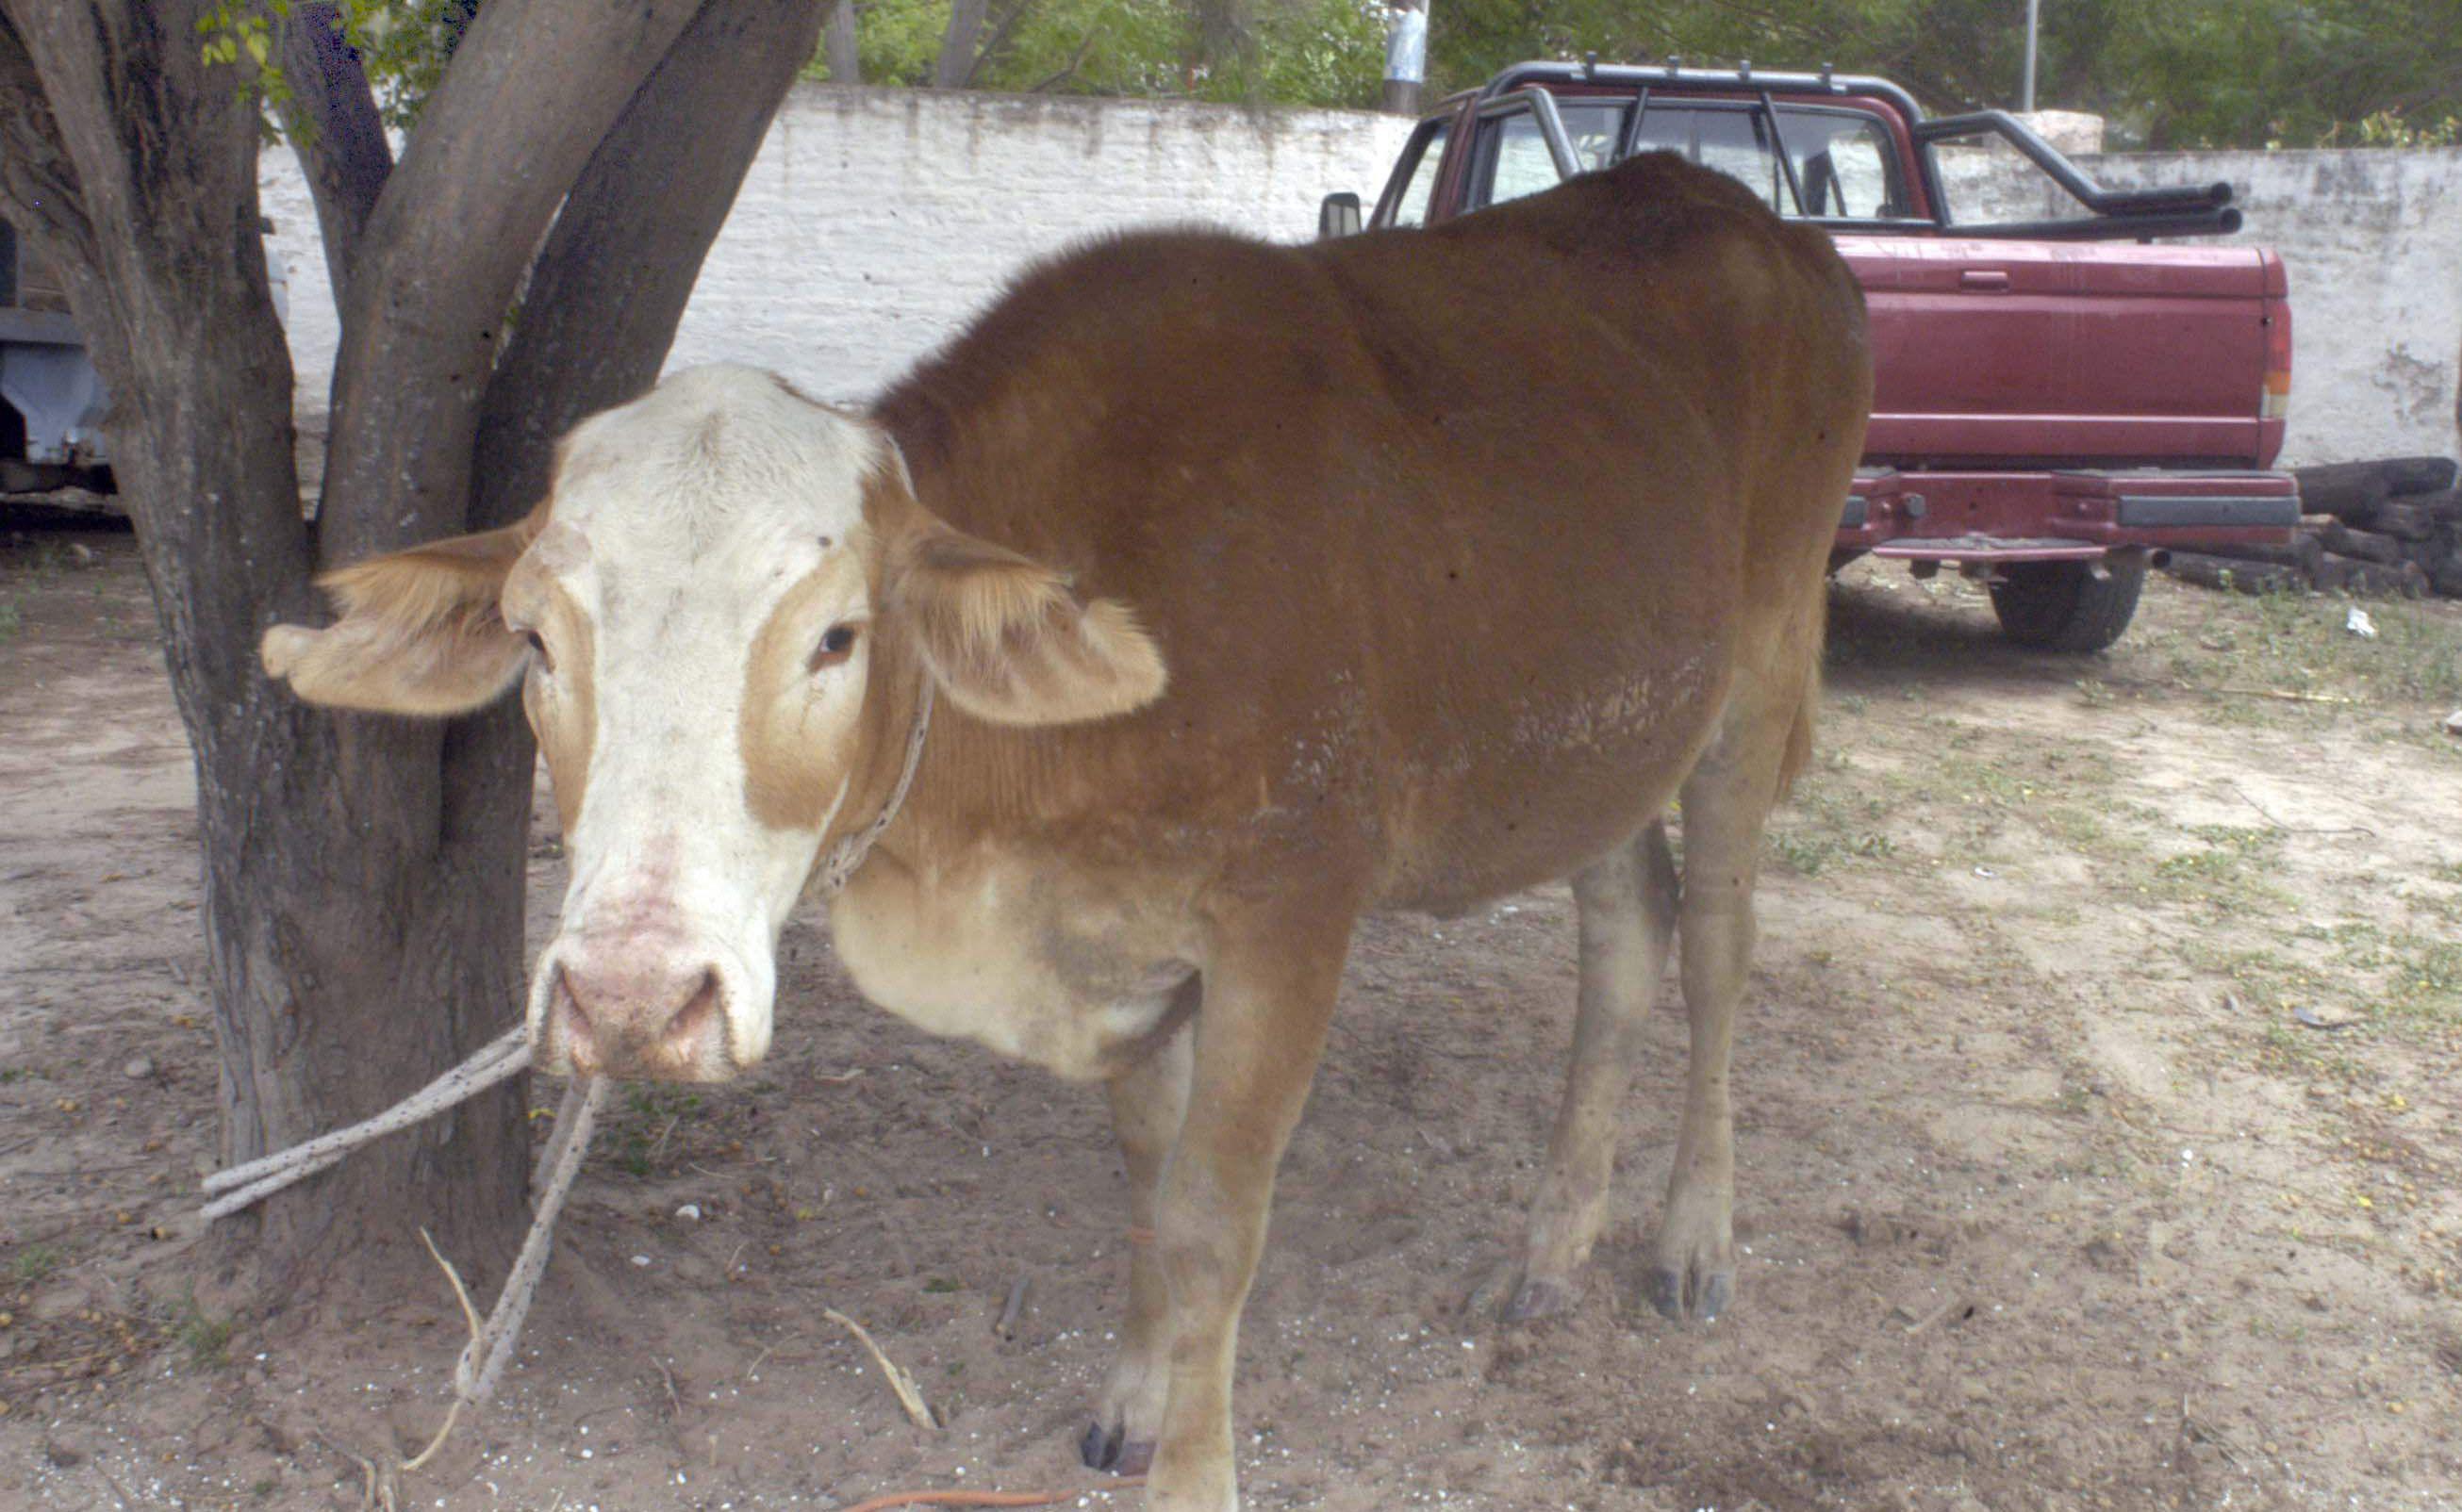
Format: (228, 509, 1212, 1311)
(1323, 60, 2299, 651)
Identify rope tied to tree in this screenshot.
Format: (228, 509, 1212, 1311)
(196, 680, 936, 1450)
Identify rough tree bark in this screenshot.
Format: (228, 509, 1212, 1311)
(277, 3, 391, 302)
(0, 0, 820, 1304)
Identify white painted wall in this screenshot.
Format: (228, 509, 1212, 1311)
(2079, 148, 2462, 467)
(259, 82, 2461, 469)
(261, 85, 1414, 420)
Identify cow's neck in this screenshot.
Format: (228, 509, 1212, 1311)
(819, 632, 935, 887)
(815, 676, 933, 896)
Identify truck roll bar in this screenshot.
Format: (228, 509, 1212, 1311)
(1481, 86, 1585, 183)
(1916, 109, 2240, 235)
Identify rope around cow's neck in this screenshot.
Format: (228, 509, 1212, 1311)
(197, 679, 936, 1451)
(815, 679, 934, 896)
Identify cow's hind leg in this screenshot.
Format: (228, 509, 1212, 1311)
(1505, 820, 1678, 1323)
(1652, 671, 1807, 1321)
(1083, 1011, 1195, 1476)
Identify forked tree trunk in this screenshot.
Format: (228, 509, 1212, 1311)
(0, 0, 820, 1303)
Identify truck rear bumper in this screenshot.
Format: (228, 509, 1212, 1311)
(1839, 468, 2301, 562)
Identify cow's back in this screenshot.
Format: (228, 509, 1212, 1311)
(872, 152, 1870, 912)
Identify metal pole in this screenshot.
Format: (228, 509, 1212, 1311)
(1382, 0, 1427, 115)
(2023, 0, 2041, 112)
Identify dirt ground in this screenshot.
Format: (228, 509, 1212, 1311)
(4, 524, 2459, 1512)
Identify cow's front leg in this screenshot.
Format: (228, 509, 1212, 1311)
(1084, 1014, 1194, 1477)
(1144, 919, 1349, 1512)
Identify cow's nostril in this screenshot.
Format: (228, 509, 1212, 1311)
(553, 965, 595, 1052)
(659, 969, 721, 1060)
(555, 965, 592, 1028)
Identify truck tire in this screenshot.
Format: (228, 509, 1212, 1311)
(1989, 557, 2145, 652)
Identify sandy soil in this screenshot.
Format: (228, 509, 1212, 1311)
(3, 527, 2458, 1511)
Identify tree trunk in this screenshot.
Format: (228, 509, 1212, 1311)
(0, 0, 823, 1305)
(0, 2, 533, 1292)
(824, 0, 861, 84)
(278, 2, 392, 304)
(471, 0, 828, 528)
(933, 0, 987, 88)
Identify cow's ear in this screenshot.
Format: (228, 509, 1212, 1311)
(261, 515, 541, 715)
(885, 519, 1167, 728)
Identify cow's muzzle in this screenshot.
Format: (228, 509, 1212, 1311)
(533, 943, 749, 1082)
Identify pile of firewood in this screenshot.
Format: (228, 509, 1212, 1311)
(2161, 456, 2462, 599)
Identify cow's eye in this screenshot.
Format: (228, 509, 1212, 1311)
(520, 627, 554, 675)
(809, 623, 858, 672)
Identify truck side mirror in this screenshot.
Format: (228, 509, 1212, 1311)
(1318, 192, 1363, 239)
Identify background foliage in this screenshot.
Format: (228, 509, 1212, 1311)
(264, 2, 2462, 150)
(823, 0, 2462, 148)
(1421, 0, 2462, 148)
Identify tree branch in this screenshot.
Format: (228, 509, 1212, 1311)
(1029, 24, 1099, 93)
(467, 0, 825, 534)
(963, 0, 1039, 88)
(318, 0, 706, 568)
(0, 14, 100, 288)
(278, 1, 392, 304)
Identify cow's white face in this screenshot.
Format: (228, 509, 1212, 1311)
(261, 364, 1166, 1082)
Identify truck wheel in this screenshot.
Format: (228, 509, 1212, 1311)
(1989, 557, 2145, 652)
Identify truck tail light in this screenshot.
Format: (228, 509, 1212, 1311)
(2261, 303, 2292, 420)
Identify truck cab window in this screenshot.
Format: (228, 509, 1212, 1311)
(1473, 101, 1627, 208)
(1387, 122, 1450, 228)
(1632, 104, 1908, 221)
(1787, 113, 1903, 218)
(1688, 109, 1789, 208)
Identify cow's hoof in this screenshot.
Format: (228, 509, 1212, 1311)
(1648, 1263, 1733, 1322)
(1500, 1275, 1574, 1323)
(1081, 1420, 1118, 1471)
(1080, 1420, 1155, 1476)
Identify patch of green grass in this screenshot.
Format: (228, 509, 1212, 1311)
(8, 1243, 63, 1284)
(2255, 1021, 2366, 1085)
(2036, 805, 2109, 850)
(1770, 778, 1900, 876)
(2191, 917, 2461, 1044)
(1772, 828, 1897, 876)
(2383, 935, 2462, 1026)
(0, 597, 19, 640)
(2181, 941, 2330, 1007)
(2176, 590, 2462, 711)
(2150, 825, 2294, 912)
(1938, 752, 2032, 807)
(612, 1088, 706, 1177)
(173, 1297, 234, 1368)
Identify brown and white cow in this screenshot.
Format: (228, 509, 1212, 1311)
(262, 153, 1870, 1510)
